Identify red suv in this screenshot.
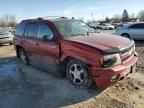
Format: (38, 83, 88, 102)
(13, 17, 138, 88)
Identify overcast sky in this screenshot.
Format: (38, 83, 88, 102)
(0, 0, 143, 21)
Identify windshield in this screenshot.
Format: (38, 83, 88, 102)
(54, 20, 95, 38)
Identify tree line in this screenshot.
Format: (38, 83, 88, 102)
(0, 9, 144, 27)
(0, 15, 17, 27)
(105, 9, 144, 23)
(87, 9, 144, 23)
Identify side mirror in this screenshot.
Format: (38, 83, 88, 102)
(43, 34, 54, 41)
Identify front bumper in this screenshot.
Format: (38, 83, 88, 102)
(91, 52, 138, 88)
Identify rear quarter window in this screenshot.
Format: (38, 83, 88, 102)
(15, 22, 26, 36)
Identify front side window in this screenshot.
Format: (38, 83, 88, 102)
(37, 23, 54, 40)
(54, 20, 94, 38)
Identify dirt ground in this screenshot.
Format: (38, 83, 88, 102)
(0, 39, 144, 108)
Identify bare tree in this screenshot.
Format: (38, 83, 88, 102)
(0, 18, 6, 27)
(0, 15, 17, 27)
(9, 15, 17, 27)
(137, 10, 144, 21)
(130, 13, 135, 19)
(111, 14, 122, 23)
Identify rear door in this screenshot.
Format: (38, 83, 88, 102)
(14, 22, 27, 47)
(23, 22, 37, 56)
(32, 22, 60, 73)
(128, 23, 144, 39)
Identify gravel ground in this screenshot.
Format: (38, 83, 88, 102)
(0, 35, 144, 108)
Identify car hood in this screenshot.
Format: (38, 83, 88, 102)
(65, 33, 132, 52)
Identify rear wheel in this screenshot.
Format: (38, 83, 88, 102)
(66, 59, 94, 88)
(19, 48, 29, 65)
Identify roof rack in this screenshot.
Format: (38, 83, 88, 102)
(38, 16, 68, 19)
(22, 16, 68, 22)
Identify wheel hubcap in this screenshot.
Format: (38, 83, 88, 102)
(69, 64, 86, 85)
(20, 50, 26, 63)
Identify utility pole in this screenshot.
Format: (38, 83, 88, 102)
(60, 0, 64, 16)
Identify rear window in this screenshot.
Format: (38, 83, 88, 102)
(129, 23, 144, 29)
(15, 22, 26, 36)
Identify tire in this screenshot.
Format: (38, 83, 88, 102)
(9, 42, 13, 45)
(66, 59, 94, 88)
(121, 34, 130, 38)
(18, 48, 29, 65)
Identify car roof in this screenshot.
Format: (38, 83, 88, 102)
(21, 17, 76, 23)
(128, 22, 144, 26)
(122, 22, 144, 28)
(49, 18, 75, 22)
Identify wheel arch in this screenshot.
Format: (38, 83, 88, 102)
(60, 56, 91, 77)
(121, 33, 130, 38)
(61, 56, 91, 68)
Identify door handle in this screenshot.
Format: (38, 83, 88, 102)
(35, 43, 39, 46)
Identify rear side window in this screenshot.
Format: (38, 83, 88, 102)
(15, 22, 26, 36)
(129, 23, 144, 29)
(24, 23, 36, 37)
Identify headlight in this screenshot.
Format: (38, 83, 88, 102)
(100, 54, 121, 67)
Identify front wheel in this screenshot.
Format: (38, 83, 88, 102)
(19, 48, 29, 65)
(66, 59, 94, 88)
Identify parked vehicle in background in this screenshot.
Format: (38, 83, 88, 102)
(13, 17, 138, 88)
(116, 23, 144, 40)
(112, 23, 125, 29)
(116, 23, 125, 28)
(0, 29, 14, 45)
(95, 24, 102, 29)
(88, 23, 101, 29)
(99, 23, 115, 30)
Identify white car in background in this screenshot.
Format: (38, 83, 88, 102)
(100, 23, 115, 30)
(116, 23, 144, 40)
(0, 30, 14, 45)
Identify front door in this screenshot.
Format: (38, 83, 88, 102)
(32, 22, 60, 74)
